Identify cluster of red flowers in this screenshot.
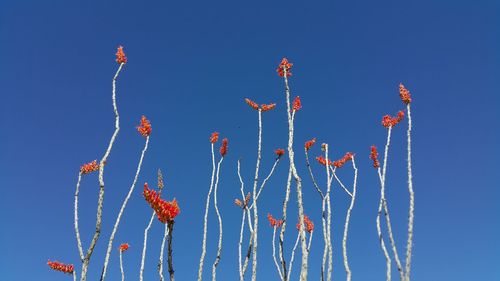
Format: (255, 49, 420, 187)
(261, 103, 276, 112)
(305, 138, 316, 151)
(292, 96, 302, 111)
(245, 98, 277, 112)
(116, 46, 127, 64)
(333, 152, 354, 168)
(235, 192, 251, 208)
(47, 260, 74, 274)
(275, 148, 285, 158)
(316, 155, 334, 167)
(143, 183, 180, 223)
(370, 146, 380, 168)
(80, 160, 99, 174)
(210, 132, 219, 143)
(267, 213, 284, 228)
(277, 58, 293, 77)
(381, 110, 405, 128)
(119, 243, 129, 252)
(220, 138, 228, 157)
(137, 115, 152, 137)
(399, 83, 412, 104)
(296, 215, 314, 233)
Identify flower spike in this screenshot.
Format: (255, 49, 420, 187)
(277, 58, 293, 77)
(210, 132, 219, 143)
(137, 115, 152, 137)
(292, 96, 302, 111)
(80, 160, 99, 174)
(47, 260, 74, 274)
(370, 146, 380, 168)
(245, 98, 259, 110)
(220, 138, 228, 157)
(399, 83, 412, 104)
(119, 243, 130, 252)
(116, 46, 127, 64)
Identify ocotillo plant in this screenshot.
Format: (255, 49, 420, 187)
(48, 49, 415, 281)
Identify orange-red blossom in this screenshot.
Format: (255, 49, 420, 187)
(220, 138, 228, 157)
(116, 46, 127, 64)
(143, 183, 180, 223)
(370, 146, 380, 168)
(399, 83, 412, 104)
(268, 213, 284, 228)
(119, 243, 129, 252)
(277, 58, 293, 77)
(210, 132, 219, 143)
(80, 160, 99, 174)
(382, 111, 405, 128)
(296, 215, 314, 233)
(137, 115, 152, 137)
(305, 138, 316, 151)
(47, 260, 74, 274)
(333, 152, 354, 168)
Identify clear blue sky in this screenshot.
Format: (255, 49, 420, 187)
(1, 0, 499, 280)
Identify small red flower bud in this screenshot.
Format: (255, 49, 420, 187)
(292, 96, 302, 111)
(275, 148, 285, 158)
(277, 58, 293, 77)
(296, 215, 314, 233)
(210, 132, 219, 143)
(119, 243, 129, 252)
(137, 116, 152, 137)
(316, 156, 334, 167)
(116, 46, 127, 64)
(261, 103, 276, 112)
(381, 111, 405, 128)
(333, 152, 354, 168)
(245, 98, 259, 110)
(370, 146, 380, 168)
(399, 83, 412, 104)
(80, 160, 99, 175)
(305, 138, 316, 151)
(220, 138, 228, 157)
(47, 260, 74, 274)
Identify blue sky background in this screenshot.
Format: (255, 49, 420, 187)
(1, 0, 499, 280)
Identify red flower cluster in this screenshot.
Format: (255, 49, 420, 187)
(245, 98, 259, 110)
(305, 138, 316, 151)
(137, 115, 152, 137)
(267, 213, 284, 228)
(261, 103, 276, 112)
(370, 146, 380, 168)
(220, 138, 228, 157)
(47, 260, 74, 274)
(119, 243, 129, 252)
(143, 183, 180, 223)
(292, 96, 302, 111)
(277, 58, 293, 77)
(296, 215, 314, 233)
(316, 155, 334, 167)
(399, 83, 412, 105)
(210, 132, 219, 143)
(333, 152, 354, 168)
(116, 46, 127, 64)
(275, 148, 285, 158)
(80, 160, 99, 174)
(381, 110, 405, 128)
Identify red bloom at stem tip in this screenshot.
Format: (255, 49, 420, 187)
(305, 138, 316, 151)
(210, 132, 219, 143)
(220, 138, 228, 157)
(275, 148, 285, 158)
(267, 213, 284, 228)
(261, 103, 276, 112)
(143, 183, 180, 223)
(296, 215, 314, 233)
(80, 160, 99, 175)
(137, 115, 152, 137)
(245, 98, 259, 110)
(119, 243, 129, 252)
(116, 46, 127, 64)
(370, 146, 380, 168)
(381, 110, 405, 128)
(47, 260, 74, 274)
(399, 83, 412, 105)
(277, 58, 293, 77)
(292, 96, 302, 111)
(333, 152, 354, 168)
(316, 155, 334, 167)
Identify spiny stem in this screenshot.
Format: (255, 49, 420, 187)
(212, 157, 225, 281)
(404, 104, 414, 281)
(100, 136, 150, 281)
(159, 222, 169, 281)
(272, 226, 284, 280)
(81, 63, 123, 281)
(251, 110, 263, 281)
(167, 222, 175, 281)
(376, 169, 392, 281)
(325, 146, 333, 281)
(287, 232, 301, 281)
(341, 156, 358, 281)
(198, 143, 216, 281)
(140, 212, 156, 281)
(74, 172, 84, 261)
(238, 209, 246, 281)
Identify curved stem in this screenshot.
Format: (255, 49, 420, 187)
(140, 212, 156, 281)
(159, 223, 169, 281)
(81, 63, 123, 281)
(74, 172, 84, 261)
(272, 226, 284, 280)
(404, 104, 414, 281)
(119, 251, 125, 281)
(287, 232, 301, 281)
(198, 144, 216, 281)
(212, 158, 225, 280)
(342, 157, 358, 281)
(238, 209, 246, 281)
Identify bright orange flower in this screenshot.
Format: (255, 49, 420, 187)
(261, 103, 276, 112)
(116, 46, 127, 64)
(119, 243, 129, 252)
(47, 260, 74, 274)
(305, 138, 316, 151)
(296, 215, 314, 233)
(382, 110, 405, 128)
(137, 115, 152, 137)
(267, 213, 284, 228)
(277, 58, 293, 77)
(275, 148, 285, 158)
(399, 83, 412, 104)
(80, 160, 99, 175)
(316, 155, 334, 167)
(292, 96, 302, 111)
(333, 152, 354, 168)
(370, 146, 380, 168)
(245, 98, 259, 110)
(210, 132, 219, 143)
(143, 183, 180, 223)
(220, 138, 228, 157)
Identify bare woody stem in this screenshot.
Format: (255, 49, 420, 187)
(167, 221, 175, 281)
(74, 172, 84, 261)
(159, 222, 169, 281)
(282, 66, 308, 281)
(198, 143, 216, 281)
(287, 232, 301, 281)
(81, 62, 123, 281)
(119, 251, 125, 281)
(140, 212, 156, 281)
(237, 160, 254, 279)
(101, 136, 150, 281)
(325, 147, 333, 281)
(376, 167, 392, 281)
(341, 157, 358, 281)
(251, 110, 263, 281)
(404, 104, 414, 281)
(272, 226, 284, 280)
(212, 157, 225, 281)
(238, 209, 246, 281)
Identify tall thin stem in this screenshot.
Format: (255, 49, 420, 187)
(376, 168, 392, 281)
(159, 223, 169, 281)
(404, 104, 414, 281)
(272, 226, 284, 280)
(238, 209, 247, 281)
(81, 63, 123, 281)
(140, 212, 156, 281)
(287, 232, 301, 281)
(198, 143, 216, 281)
(74, 172, 84, 261)
(251, 110, 263, 281)
(325, 147, 333, 281)
(167, 222, 175, 281)
(342, 157, 358, 281)
(212, 157, 225, 280)
(119, 251, 125, 281)
(101, 136, 150, 281)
